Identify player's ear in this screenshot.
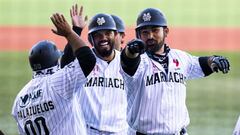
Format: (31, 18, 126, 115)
(163, 27, 169, 37)
(120, 33, 125, 44)
(120, 32, 125, 38)
(114, 31, 118, 37)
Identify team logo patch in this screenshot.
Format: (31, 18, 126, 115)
(92, 65, 100, 75)
(97, 17, 105, 25)
(173, 59, 179, 67)
(142, 12, 151, 22)
(19, 89, 43, 108)
(20, 94, 29, 105)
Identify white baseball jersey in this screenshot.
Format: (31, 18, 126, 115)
(77, 50, 128, 133)
(233, 116, 240, 135)
(120, 49, 205, 134)
(12, 59, 87, 135)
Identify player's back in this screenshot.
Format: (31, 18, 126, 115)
(12, 75, 86, 135)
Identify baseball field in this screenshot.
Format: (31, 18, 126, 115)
(0, 0, 239, 135)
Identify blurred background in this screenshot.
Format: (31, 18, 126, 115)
(0, 0, 239, 135)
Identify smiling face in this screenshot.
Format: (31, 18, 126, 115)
(139, 26, 169, 54)
(92, 30, 117, 57)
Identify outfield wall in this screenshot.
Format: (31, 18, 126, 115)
(0, 26, 240, 51)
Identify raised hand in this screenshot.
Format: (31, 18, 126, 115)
(70, 4, 88, 28)
(50, 13, 72, 37)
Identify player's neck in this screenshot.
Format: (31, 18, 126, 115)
(154, 45, 165, 55)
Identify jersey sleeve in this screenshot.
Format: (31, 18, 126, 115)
(49, 59, 87, 100)
(11, 99, 25, 135)
(233, 116, 240, 135)
(15, 118, 25, 134)
(120, 54, 147, 92)
(182, 51, 205, 80)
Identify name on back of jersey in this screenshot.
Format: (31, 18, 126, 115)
(17, 89, 55, 120)
(17, 101, 55, 120)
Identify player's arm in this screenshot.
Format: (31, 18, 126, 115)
(60, 26, 82, 68)
(61, 4, 88, 68)
(51, 13, 95, 77)
(121, 39, 145, 76)
(199, 55, 230, 76)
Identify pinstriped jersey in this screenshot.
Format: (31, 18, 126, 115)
(233, 116, 240, 135)
(77, 50, 128, 132)
(12, 59, 87, 135)
(120, 49, 205, 134)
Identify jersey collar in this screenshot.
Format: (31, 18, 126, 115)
(146, 44, 170, 61)
(32, 65, 59, 79)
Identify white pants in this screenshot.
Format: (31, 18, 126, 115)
(127, 127, 136, 135)
(86, 125, 128, 135)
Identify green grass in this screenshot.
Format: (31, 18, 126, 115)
(187, 52, 240, 135)
(0, 0, 239, 134)
(0, 0, 239, 27)
(0, 52, 31, 135)
(0, 51, 239, 135)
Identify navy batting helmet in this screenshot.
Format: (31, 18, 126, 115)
(136, 8, 167, 30)
(111, 15, 125, 33)
(29, 40, 62, 71)
(88, 13, 117, 34)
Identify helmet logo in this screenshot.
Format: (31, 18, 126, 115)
(97, 17, 106, 25)
(33, 64, 42, 70)
(142, 13, 151, 22)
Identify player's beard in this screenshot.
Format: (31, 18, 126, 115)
(146, 38, 165, 53)
(94, 39, 114, 57)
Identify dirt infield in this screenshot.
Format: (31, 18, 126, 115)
(0, 26, 239, 51)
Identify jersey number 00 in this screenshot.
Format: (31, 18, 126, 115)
(24, 116, 49, 135)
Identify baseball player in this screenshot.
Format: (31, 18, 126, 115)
(120, 8, 230, 134)
(77, 13, 128, 135)
(11, 13, 96, 135)
(233, 116, 240, 135)
(56, 5, 128, 134)
(60, 11, 128, 134)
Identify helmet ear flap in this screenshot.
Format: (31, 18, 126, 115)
(88, 34, 94, 46)
(135, 29, 140, 39)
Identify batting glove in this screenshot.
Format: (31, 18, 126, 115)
(127, 39, 146, 55)
(211, 55, 230, 74)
